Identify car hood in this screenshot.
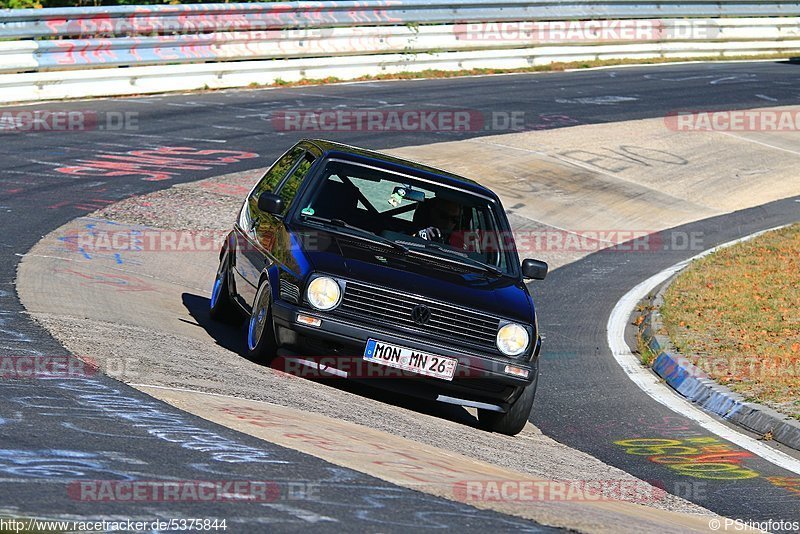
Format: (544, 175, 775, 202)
(295, 227, 534, 324)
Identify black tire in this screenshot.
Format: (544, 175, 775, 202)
(246, 278, 278, 363)
(478, 361, 539, 436)
(209, 249, 241, 325)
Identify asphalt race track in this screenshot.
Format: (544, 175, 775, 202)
(534, 196, 800, 522)
(2, 61, 800, 529)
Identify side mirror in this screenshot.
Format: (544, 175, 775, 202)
(258, 192, 284, 215)
(522, 259, 548, 280)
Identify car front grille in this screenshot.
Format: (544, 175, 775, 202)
(334, 280, 500, 348)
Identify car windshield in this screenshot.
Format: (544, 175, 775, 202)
(295, 158, 518, 276)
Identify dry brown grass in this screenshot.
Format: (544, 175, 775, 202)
(240, 53, 799, 90)
(661, 224, 800, 420)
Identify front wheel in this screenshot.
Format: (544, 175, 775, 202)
(478, 361, 538, 436)
(247, 279, 278, 363)
(209, 249, 241, 325)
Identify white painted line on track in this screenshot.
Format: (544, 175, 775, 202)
(107, 131, 228, 143)
(607, 224, 800, 475)
(755, 94, 778, 102)
(712, 130, 800, 157)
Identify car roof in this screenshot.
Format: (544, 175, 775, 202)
(302, 138, 498, 199)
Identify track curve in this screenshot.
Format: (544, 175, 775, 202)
(533, 198, 800, 522)
(4, 60, 800, 530)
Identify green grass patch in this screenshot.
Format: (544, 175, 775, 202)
(638, 334, 659, 367)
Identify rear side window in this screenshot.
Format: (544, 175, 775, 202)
(246, 147, 305, 224)
(252, 147, 305, 200)
(277, 152, 315, 215)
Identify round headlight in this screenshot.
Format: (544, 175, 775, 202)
(496, 323, 529, 356)
(306, 277, 341, 311)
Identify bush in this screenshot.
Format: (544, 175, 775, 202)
(1, 0, 42, 8)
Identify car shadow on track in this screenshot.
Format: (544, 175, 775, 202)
(182, 293, 246, 354)
(182, 292, 481, 430)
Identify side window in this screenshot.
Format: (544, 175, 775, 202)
(276, 152, 315, 215)
(255, 147, 305, 196)
(472, 206, 506, 270)
(247, 146, 305, 221)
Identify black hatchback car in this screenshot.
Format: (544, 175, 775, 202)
(210, 139, 547, 435)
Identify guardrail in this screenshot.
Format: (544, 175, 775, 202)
(0, 0, 799, 103)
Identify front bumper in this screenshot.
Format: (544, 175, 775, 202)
(271, 300, 540, 412)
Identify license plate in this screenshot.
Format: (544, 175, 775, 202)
(363, 339, 458, 381)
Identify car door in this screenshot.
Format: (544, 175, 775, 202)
(235, 146, 317, 310)
(233, 146, 305, 308)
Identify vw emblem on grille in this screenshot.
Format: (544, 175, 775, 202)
(411, 304, 431, 325)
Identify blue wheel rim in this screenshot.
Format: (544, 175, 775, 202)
(210, 275, 222, 310)
(247, 313, 257, 350)
(247, 307, 266, 350)
(248, 287, 269, 351)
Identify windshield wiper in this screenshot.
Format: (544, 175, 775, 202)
(411, 241, 507, 277)
(299, 215, 409, 254)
